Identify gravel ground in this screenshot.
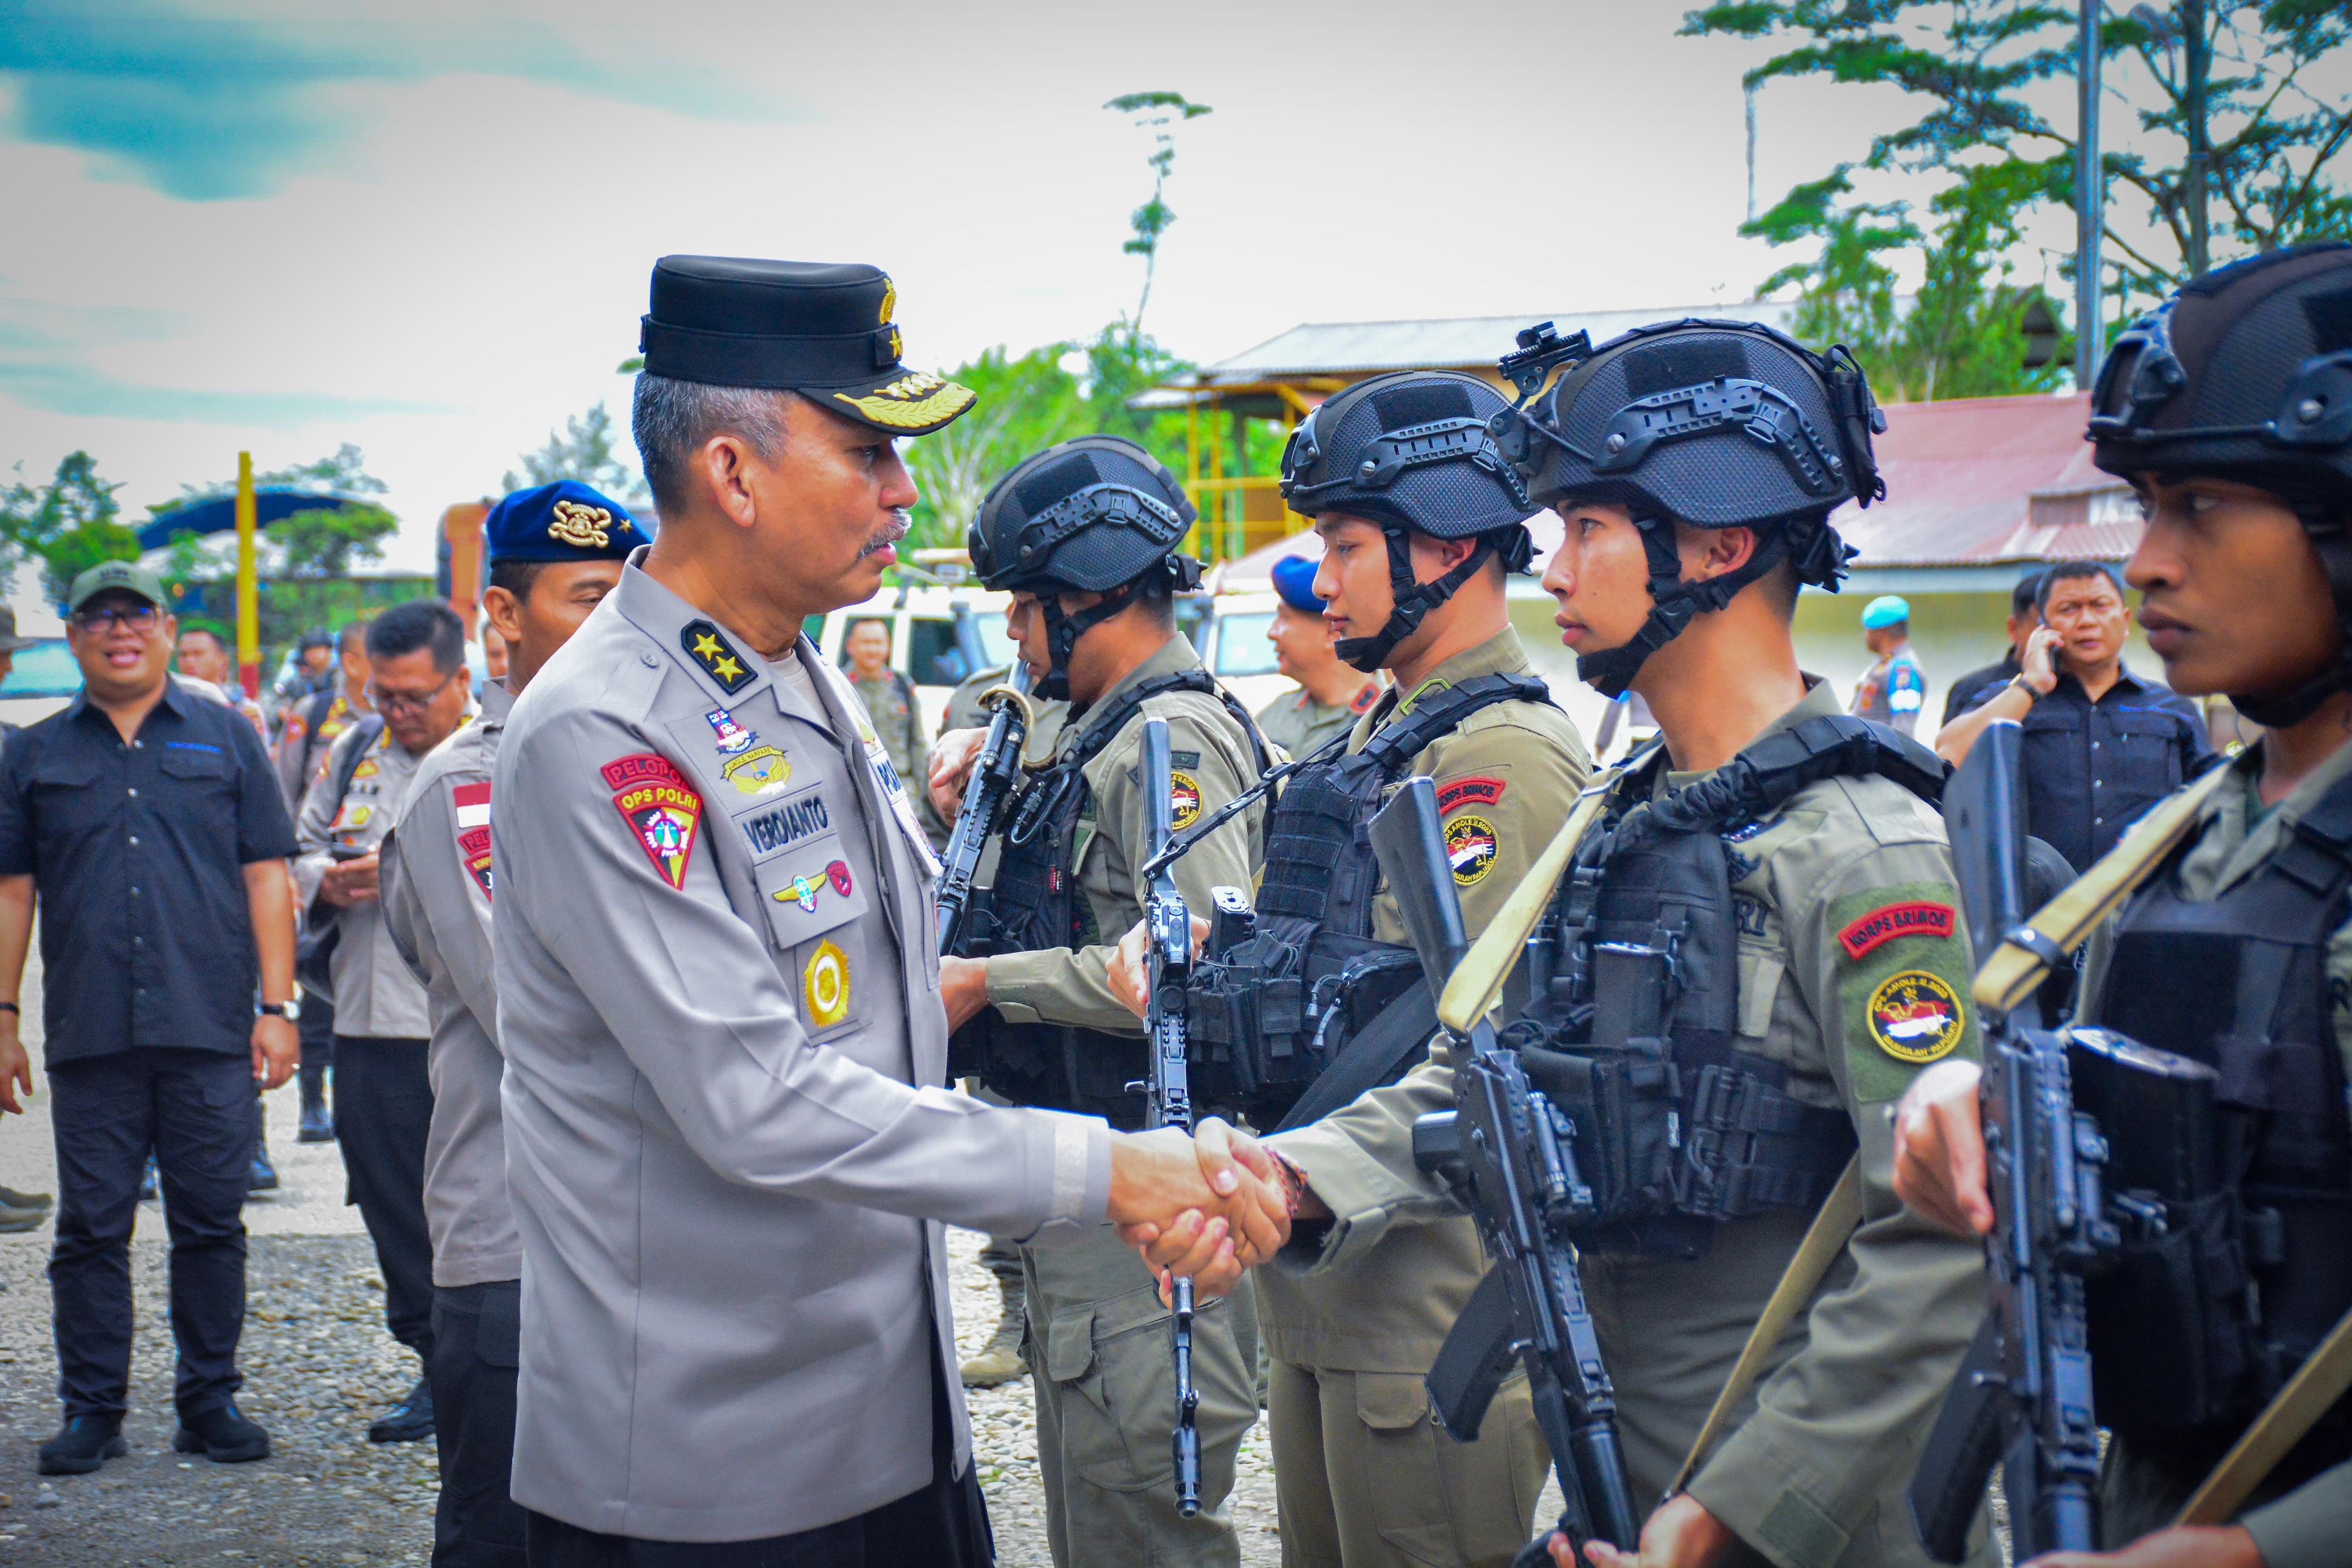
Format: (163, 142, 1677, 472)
(0, 945, 1299, 1566)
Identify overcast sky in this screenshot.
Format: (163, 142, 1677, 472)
(1, 0, 2098, 573)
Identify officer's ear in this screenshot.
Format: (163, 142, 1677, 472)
(1681, 523, 1758, 584)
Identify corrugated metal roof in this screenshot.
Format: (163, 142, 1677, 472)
(1213, 391, 2132, 584)
(1832, 392, 2135, 567)
(1191, 300, 1808, 383)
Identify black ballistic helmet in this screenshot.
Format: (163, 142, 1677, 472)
(1490, 318, 1884, 696)
(969, 436, 1202, 699)
(2091, 241, 2352, 725)
(1277, 371, 1538, 672)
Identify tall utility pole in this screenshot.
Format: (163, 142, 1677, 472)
(2184, 0, 2210, 277)
(2077, 0, 2105, 389)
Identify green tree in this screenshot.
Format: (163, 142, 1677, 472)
(1684, 1, 2352, 323)
(0, 451, 142, 601)
(1105, 91, 1213, 337)
(503, 401, 650, 507)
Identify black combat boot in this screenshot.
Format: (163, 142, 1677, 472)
(297, 1064, 333, 1142)
(38, 1416, 127, 1475)
(368, 1375, 434, 1444)
(175, 1403, 271, 1463)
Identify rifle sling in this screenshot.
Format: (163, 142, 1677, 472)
(1271, 978, 1436, 1134)
(1975, 764, 2234, 1013)
(1666, 1155, 1864, 1501)
(2174, 1303, 2352, 1527)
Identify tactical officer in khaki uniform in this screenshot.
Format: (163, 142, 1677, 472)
(1119, 370, 1586, 1568)
(1895, 246, 2352, 1568)
(381, 480, 639, 1567)
(1255, 553, 1382, 761)
(489, 257, 1286, 1567)
(924, 661, 1071, 1388)
(843, 616, 930, 788)
(1139, 320, 1993, 1568)
(932, 436, 1269, 1567)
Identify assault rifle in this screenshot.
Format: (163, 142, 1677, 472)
(936, 664, 1036, 957)
(1137, 716, 1204, 1517)
(1369, 777, 1641, 1563)
(1908, 720, 2117, 1561)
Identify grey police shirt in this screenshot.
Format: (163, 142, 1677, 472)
(381, 680, 518, 1288)
(296, 701, 474, 1039)
(491, 555, 1110, 1542)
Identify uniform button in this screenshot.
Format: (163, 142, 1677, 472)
(133, 936, 142, 947)
(640, 652, 659, 668)
(2094, 778, 2104, 788)
(128, 836, 139, 847)
(130, 886, 140, 896)
(127, 787, 138, 798)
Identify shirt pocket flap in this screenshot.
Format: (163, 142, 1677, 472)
(158, 744, 234, 780)
(1354, 1371, 1434, 1430)
(1737, 948, 1787, 1039)
(2107, 709, 2181, 738)
(29, 755, 101, 789)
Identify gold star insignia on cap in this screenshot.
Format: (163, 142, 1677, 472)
(680, 620, 755, 695)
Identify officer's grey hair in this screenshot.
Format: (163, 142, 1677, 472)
(632, 374, 797, 516)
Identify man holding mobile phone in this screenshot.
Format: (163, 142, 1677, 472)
(1935, 558, 2213, 873)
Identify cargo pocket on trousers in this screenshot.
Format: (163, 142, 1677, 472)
(1357, 1371, 1459, 1564)
(1046, 1292, 1177, 1494)
(476, 1286, 521, 1370)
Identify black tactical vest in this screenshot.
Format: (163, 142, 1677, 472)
(1515, 714, 1946, 1260)
(2086, 769, 2352, 1463)
(954, 668, 1264, 1128)
(1187, 674, 1557, 1125)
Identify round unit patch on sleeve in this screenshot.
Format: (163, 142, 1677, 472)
(803, 939, 850, 1029)
(1169, 770, 1202, 831)
(1445, 813, 1498, 886)
(1866, 971, 1966, 1064)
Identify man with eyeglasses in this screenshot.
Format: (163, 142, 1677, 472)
(295, 599, 475, 1449)
(0, 561, 300, 1478)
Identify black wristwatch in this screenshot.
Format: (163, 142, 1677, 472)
(258, 1000, 301, 1021)
(2009, 674, 2046, 704)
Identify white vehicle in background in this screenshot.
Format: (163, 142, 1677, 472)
(813, 554, 1018, 733)
(0, 638, 81, 728)
(1187, 589, 1293, 717)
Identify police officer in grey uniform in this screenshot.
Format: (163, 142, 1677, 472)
(931, 436, 1269, 1567)
(382, 480, 639, 1566)
(490, 256, 1287, 1568)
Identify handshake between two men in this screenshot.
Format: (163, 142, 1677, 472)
(1099, 920, 1331, 1298)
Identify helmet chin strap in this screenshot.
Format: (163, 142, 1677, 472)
(1035, 586, 1139, 703)
(1334, 526, 1498, 673)
(2231, 503, 2352, 726)
(1572, 514, 1793, 699)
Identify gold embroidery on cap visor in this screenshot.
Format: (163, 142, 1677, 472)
(832, 371, 976, 431)
(547, 500, 613, 549)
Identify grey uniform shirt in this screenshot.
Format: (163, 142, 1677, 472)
(492, 553, 1112, 1543)
(296, 702, 473, 1039)
(381, 681, 518, 1288)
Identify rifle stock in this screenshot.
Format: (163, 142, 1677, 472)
(1368, 778, 1641, 1557)
(1138, 717, 1204, 1518)
(936, 664, 1036, 957)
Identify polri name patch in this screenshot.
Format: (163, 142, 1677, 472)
(1838, 901, 1957, 961)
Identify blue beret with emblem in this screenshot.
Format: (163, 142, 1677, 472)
(1269, 553, 1324, 615)
(485, 481, 645, 565)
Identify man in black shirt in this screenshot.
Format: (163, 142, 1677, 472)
(0, 561, 300, 1478)
(1938, 568, 2044, 727)
(1938, 558, 2213, 870)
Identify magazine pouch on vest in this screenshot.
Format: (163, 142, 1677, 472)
(2090, 770, 2352, 1468)
(950, 669, 1261, 1129)
(1185, 674, 1554, 1125)
(1512, 714, 1943, 1260)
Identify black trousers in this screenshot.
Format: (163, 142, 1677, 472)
(523, 1358, 991, 1568)
(299, 993, 335, 1072)
(47, 1047, 253, 1422)
(433, 1281, 528, 1568)
(335, 1035, 435, 1358)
